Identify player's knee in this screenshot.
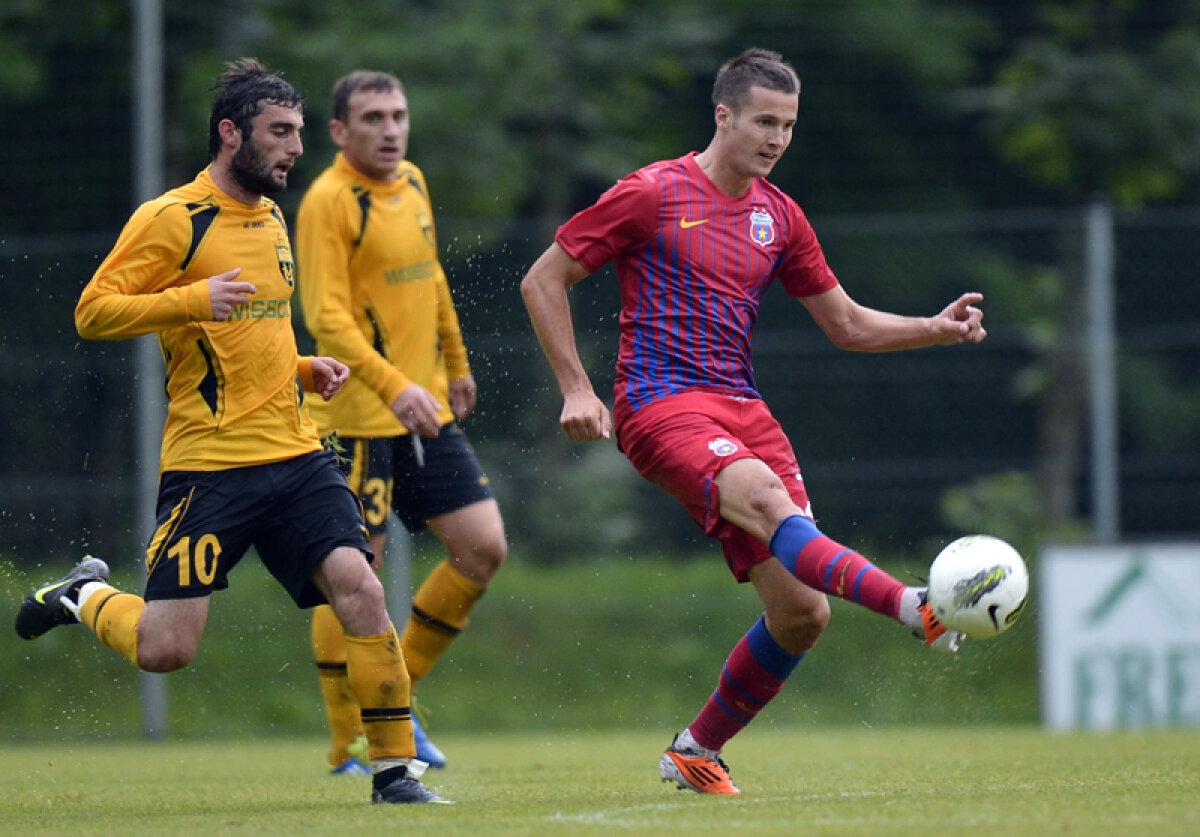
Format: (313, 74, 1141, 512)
(773, 595, 830, 652)
(737, 472, 794, 533)
(328, 571, 390, 635)
(735, 469, 772, 502)
(807, 596, 832, 634)
(137, 638, 197, 673)
(476, 534, 509, 577)
(450, 537, 507, 585)
(336, 569, 387, 611)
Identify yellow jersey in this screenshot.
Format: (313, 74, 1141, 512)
(296, 153, 470, 438)
(76, 166, 321, 472)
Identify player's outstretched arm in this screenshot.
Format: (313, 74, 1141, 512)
(802, 286, 985, 352)
(931, 292, 987, 345)
(520, 243, 612, 441)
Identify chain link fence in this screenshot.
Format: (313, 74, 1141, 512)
(2, 207, 1197, 564)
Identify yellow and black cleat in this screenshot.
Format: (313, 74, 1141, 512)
(15, 556, 109, 640)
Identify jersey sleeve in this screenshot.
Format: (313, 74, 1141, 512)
(775, 203, 840, 298)
(554, 171, 660, 273)
(434, 263, 471, 380)
(297, 183, 410, 407)
(295, 355, 316, 392)
(414, 168, 470, 381)
(75, 201, 214, 340)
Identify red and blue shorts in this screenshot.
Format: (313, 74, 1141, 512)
(615, 389, 813, 582)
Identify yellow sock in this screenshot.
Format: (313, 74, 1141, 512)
(402, 560, 483, 682)
(312, 604, 363, 766)
(80, 587, 143, 668)
(344, 625, 413, 760)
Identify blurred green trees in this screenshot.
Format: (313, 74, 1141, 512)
(2, 1, 1198, 564)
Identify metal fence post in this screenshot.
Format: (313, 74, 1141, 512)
(1085, 196, 1119, 543)
(133, 0, 169, 739)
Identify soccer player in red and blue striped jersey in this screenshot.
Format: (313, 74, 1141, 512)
(522, 48, 987, 796)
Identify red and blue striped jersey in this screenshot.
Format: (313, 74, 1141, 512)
(556, 152, 838, 415)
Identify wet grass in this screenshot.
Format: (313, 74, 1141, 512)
(1, 726, 1197, 836)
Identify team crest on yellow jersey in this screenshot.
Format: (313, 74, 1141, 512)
(418, 209, 435, 247)
(275, 237, 295, 286)
(749, 208, 775, 248)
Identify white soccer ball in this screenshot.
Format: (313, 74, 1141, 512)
(927, 534, 1029, 638)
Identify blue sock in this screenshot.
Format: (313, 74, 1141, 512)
(767, 514, 822, 575)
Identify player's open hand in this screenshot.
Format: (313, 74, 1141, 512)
(449, 375, 478, 421)
(391, 383, 444, 438)
(561, 389, 612, 441)
(935, 292, 986, 344)
(207, 268, 257, 321)
(309, 356, 349, 400)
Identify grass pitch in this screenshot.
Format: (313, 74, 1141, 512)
(2, 726, 1196, 836)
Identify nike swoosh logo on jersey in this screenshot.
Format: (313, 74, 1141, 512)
(679, 218, 709, 229)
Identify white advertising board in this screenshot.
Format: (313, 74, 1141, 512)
(1040, 543, 1200, 730)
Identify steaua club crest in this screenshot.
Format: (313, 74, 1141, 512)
(708, 438, 739, 457)
(749, 208, 775, 248)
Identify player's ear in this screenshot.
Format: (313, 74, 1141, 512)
(329, 118, 348, 147)
(715, 103, 732, 131)
(217, 118, 242, 150)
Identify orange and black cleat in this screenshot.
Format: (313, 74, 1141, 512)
(659, 733, 740, 795)
(916, 589, 964, 652)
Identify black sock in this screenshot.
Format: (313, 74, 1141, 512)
(373, 765, 407, 790)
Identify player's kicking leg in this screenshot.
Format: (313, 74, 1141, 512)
(915, 588, 962, 651)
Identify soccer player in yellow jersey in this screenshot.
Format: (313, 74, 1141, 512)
(296, 70, 508, 773)
(14, 59, 449, 805)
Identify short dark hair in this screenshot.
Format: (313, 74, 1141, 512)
(331, 70, 405, 123)
(207, 58, 303, 160)
(712, 48, 800, 112)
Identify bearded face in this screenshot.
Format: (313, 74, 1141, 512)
(229, 130, 288, 195)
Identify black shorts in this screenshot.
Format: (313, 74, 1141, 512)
(144, 449, 371, 608)
(337, 435, 395, 537)
(334, 424, 493, 534)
